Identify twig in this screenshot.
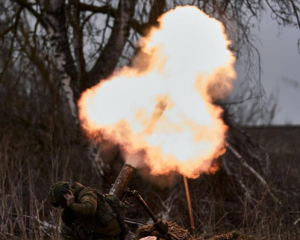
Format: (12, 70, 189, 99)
(226, 142, 279, 204)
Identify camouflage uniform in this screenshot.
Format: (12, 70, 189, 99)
(48, 182, 124, 240)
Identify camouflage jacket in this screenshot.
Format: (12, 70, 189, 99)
(61, 182, 122, 239)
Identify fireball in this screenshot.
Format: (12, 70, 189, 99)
(78, 6, 236, 178)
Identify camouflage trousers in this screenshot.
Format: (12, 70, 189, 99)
(61, 225, 120, 240)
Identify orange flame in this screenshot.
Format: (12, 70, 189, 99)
(78, 6, 236, 178)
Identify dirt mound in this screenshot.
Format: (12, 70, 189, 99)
(135, 222, 195, 240)
(208, 231, 254, 240)
(135, 223, 254, 240)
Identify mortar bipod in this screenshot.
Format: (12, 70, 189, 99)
(124, 189, 184, 240)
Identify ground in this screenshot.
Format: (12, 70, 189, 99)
(135, 222, 254, 240)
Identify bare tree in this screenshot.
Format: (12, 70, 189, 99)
(0, 0, 299, 178)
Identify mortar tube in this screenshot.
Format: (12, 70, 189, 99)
(109, 163, 135, 200)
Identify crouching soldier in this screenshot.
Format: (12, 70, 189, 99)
(48, 181, 127, 240)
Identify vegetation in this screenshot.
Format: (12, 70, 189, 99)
(1, 0, 300, 239)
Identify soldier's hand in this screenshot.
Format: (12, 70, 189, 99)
(63, 190, 75, 207)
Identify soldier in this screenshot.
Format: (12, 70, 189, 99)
(48, 181, 127, 240)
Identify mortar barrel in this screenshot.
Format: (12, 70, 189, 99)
(109, 163, 135, 200)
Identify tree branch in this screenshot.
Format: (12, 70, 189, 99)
(290, 0, 300, 29)
(78, 1, 167, 38)
(77, 2, 148, 37)
(226, 143, 278, 204)
(67, 0, 87, 94)
(86, 0, 138, 90)
(12, 0, 47, 28)
(0, 7, 23, 38)
(78, 2, 117, 18)
(0, 7, 22, 81)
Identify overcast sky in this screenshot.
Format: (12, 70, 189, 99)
(235, 11, 300, 125)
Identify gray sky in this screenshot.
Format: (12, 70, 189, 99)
(236, 12, 300, 125)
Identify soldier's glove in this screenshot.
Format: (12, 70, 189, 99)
(154, 219, 169, 236)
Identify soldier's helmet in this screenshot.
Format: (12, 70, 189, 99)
(48, 181, 71, 207)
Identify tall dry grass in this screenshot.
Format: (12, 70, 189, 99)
(1, 118, 300, 239)
(0, 129, 60, 239)
(0, 117, 104, 239)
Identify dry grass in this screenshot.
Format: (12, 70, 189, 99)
(1, 120, 300, 239)
(0, 124, 69, 239)
(0, 119, 103, 239)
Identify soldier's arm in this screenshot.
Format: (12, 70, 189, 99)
(69, 193, 97, 218)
